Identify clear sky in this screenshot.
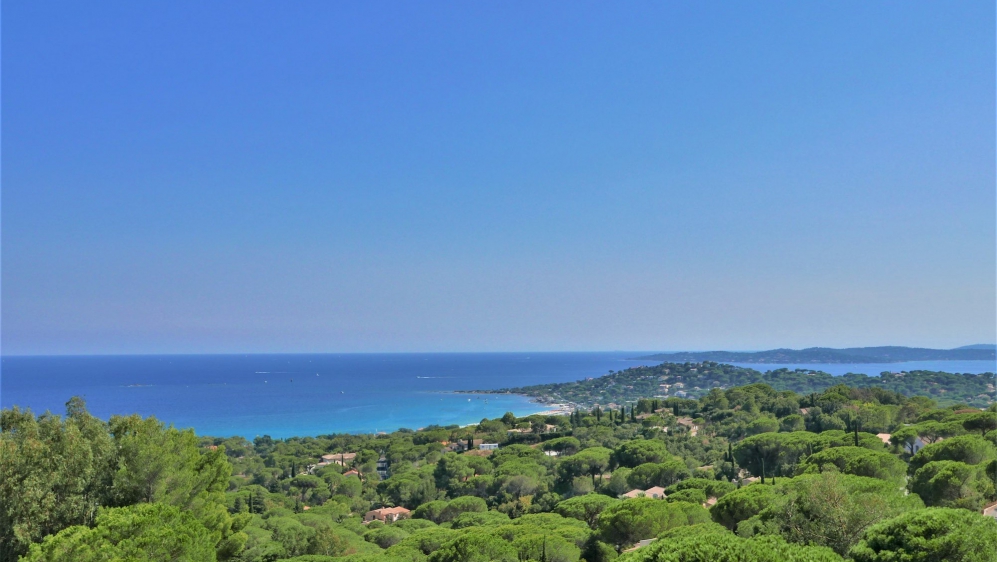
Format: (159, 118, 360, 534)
(2, 2, 994, 355)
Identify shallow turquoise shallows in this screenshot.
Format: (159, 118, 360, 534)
(3, 353, 993, 439)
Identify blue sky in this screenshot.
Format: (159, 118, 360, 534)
(2, 2, 994, 354)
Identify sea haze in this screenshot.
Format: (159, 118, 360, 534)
(2, 353, 993, 439)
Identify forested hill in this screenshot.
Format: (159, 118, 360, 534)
(487, 362, 996, 409)
(5, 380, 997, 561)
(634, 345, 996, 363)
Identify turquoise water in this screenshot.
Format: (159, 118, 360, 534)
(0, 353, 657, 438)
(3, 354, 992, 439)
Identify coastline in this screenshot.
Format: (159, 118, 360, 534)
(6, 354, 992, 440)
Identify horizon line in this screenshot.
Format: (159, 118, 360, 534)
(2, 343, 994, 359)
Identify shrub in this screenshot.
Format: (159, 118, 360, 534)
(849, 508, 997, 562)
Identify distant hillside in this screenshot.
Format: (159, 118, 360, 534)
(634, 345, 995, 363)
(481, 361, 996, 409)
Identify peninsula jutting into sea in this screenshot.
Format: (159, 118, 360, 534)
(5, 2, 994, 560)
(633, 345, 996, 364)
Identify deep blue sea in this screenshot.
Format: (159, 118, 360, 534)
(2, 354, 993, 439)
(0, 353, 658, 438)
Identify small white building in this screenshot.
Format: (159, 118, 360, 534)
(479, 443, 499, 450)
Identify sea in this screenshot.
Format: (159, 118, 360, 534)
(2, 353, 994, 439)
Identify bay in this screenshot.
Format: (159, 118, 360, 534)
(0, 352, 657, 438)
(3, 354, 992, 439)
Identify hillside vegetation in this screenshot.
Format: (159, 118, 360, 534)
(636, 346, 996, 363)
(3, 381, 996, 562)
(487, 361, 996, 409)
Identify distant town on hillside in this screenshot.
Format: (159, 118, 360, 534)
(635, 345, 996, 364)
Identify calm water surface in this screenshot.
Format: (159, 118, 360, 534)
(3, 354, 992, 438)
(1, 353, 656, 438)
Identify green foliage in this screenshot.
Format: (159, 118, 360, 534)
(734, 432, 824, 480)
(746, 417, 780, 436)
(664, 478, 735, 499)
(511, 533, 581, 562)
(428, 534, 518, 562)
(1, 399, 241, 562)
(379, 466, 443, 509)
(449, 510, 511, 529)
(597, 499, 710, 547)
(412, 500, 449, 524)
(626, 459, 690, 489)
(710, 485, 777, 530)
(614, 440, 671, 468)
(440, 496, 487, 522)
(0, 399, 116, 561)
(909, 460, 996, 510)
(392, 518, 437, 533)
(666, 488, 706, 504)
(108, 414, 231, 508)
(797, 447, 907, 484)
(758, 472, 923, 556)
(8, 377, 997, 562)
(493, 362, 995, 408)
(559, 447, 612, 482)
(555, 493, 620, 529)
(779, 415, 806, 433)
(365, 525, 411, 549)
(908, 435, 997, 474)
(816, 430, 885, 451)
(849, 507, 997, 562)
(22, 503, 217, 562)
(618, 523, 843, 562)
(543, 437, 581, 455)
(387, 527, 459, 556)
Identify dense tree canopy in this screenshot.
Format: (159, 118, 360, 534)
(849, 508, 997, 562)
(4, 372, 996, 562)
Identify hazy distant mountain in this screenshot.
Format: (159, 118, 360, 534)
(635, 345, 996, 364)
